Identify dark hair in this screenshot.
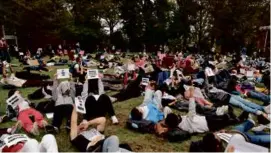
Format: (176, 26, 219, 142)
(131, 108, 143, 121)
(202, 133, 219, 152)
(88, 79, 99, 95)
(165, 113, 180, 129)
(8, 89, 17, 98)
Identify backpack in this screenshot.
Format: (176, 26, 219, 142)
(166, 128, 190, 142)
(126, 119, 155, 133)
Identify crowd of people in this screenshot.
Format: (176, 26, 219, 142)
(0, 41, 270, 152)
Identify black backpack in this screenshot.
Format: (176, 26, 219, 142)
(126, 119, 155, 133)
(166, 128, 191, 142)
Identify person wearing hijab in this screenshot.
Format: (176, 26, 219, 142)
(51, 74, 75, 132)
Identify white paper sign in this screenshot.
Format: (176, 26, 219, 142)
(205, 67, 215, 76)
(127, 64, 135, 71)
(46, 113, 54, 119)
(6, 93, 24, 109)
(81, 128, 105, 142)
(240, 68, 246, 74)
(87, 69, 99, 79)
(3, 134, 28, 147)
(75, 96, 86, 114)
(57, 69, 70, 79)
(141, 78, 149, 86)
(246, 71, 253, 77)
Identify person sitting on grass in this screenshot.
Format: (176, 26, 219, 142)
(70, 106, 131, 152)
(5, 89, 48, 135)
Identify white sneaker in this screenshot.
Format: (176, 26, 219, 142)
(216, 106, 228, 116)
(111, 116, 119, 125)
(252, 124, 267, 132)
(264, 105, 270, 114)
(109, 97, 117, 103)
(163, 106, 172, 118)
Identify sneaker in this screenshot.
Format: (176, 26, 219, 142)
(109, 97, 117, 103)
(264, 105, 270, 114)
(256, 110, 263, 115)
(111, 116, 119, 125)
(216, 105, 228, 116)
(251, 124, 267, 132)
(216, 107, 224, 116)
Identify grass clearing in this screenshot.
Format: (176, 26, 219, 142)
(0, 57, 265, 152)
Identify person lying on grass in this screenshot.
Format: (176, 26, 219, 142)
(1, 61, 51, 88)
(4, 89, 49, 135)
(160, 88, 244, 134)
(206, 86, 270, 118)
(130, 82, 172, 123)
(70, 105, 132, 152)
(50, 73, 75, 133)
(0, 134, 58, 152)
(189, 118, 270, 152)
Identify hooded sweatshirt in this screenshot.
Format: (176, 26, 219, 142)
(52, 80, 75, 106)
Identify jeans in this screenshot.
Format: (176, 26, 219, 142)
(229, 95, 264, 114)
(20, 134, 58, 152)
(84, 94, 115, 120)
(52, 104, 73, 128)
(247, 91, 270, 105)
(142, 89, 162, 110)
(102, 135, 130, 152)
(235, 120, 270, 147)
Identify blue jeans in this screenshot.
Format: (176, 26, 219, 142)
(229, 95, 264, 114)
(102, 135, 130, 152)
(235, 120, 270, 147)
(248, 91, 270, 105)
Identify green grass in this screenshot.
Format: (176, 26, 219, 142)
(0, 57, 266, 152)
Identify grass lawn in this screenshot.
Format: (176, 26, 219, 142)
(0, 57, 265, 152)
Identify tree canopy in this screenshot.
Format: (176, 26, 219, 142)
(0, 0, 269, 54)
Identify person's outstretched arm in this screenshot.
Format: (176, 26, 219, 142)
(70, 106, 78, 140)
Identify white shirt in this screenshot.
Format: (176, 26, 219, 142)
(178, 98, 209, 133)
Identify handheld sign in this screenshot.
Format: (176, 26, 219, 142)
(87, 69, 99, 79)
(205, 67, 215, 76)
(81, 128, 105, 142)
(240, 68, 246, 74)
(6, 93, 24, 109)
(3, 134, 28, 147)
(75, 96, 86, 114)
(141, 77, 149, 86)
(246, 70, 253, 77)
(57, 69, 70, 79)
(27, 59, 39, 66)
(127, 64, 135, 71)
